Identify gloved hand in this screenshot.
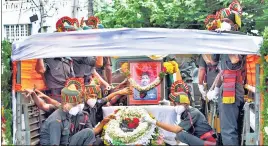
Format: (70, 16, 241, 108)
(142, 115, 157, 125)
(207, 87, 220, 101)
(198, 84, 207, 100)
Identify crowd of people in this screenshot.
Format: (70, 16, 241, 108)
(20, 52, 246, 146)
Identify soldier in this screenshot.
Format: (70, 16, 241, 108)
(198, 54, 220, 116)
(72, 57, 111, 89)
(207, 54, 246, 145)
(96, 57, 113, 84)
(36, 58, 74, 102)
(39, 83, 115, 145)
(83, 85, 133, 127)
(39, 83, 95, 145)
(142, 92, 217, 146)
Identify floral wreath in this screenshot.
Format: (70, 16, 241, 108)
(102, 107, 164, 145)
(123, 61, 179, 92)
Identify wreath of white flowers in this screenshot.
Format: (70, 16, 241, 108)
(127, 77, 162, 92)
(103, 107, 156, 145)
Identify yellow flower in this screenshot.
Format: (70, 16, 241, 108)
(103, 125, 107, 130)
(169, 61, 179, 73)
(149, 113, 154, 118)
(163, 62, 174, 74)
(104, 140, 110, 145)
(121, 62, 129, 73)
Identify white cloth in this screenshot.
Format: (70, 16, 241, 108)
(11, 28, 262, 61)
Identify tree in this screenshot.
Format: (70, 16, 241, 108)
(1, 40, 13, 145)
(94, 0, 268, 35)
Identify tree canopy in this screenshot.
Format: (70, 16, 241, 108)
(94, 0, 268, 35)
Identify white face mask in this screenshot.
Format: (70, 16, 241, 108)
(87, 98, 97, 108)
(175, 105, 186, 115)
(69, 104, 84, 116)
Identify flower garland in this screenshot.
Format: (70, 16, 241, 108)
(122, 61, 179, 92)
(102, 107, 164, 145)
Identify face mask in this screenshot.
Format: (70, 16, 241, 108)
(87, 98, 97, 108)
(175, 105, 186, 115)
(69, 104, 84, 116)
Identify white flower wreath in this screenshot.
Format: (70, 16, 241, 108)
(128, 77, 162, 92)
(103, 107, 156, 145)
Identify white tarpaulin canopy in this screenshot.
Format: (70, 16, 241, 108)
(11, 28, 263, 61)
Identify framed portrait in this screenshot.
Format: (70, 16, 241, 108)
(128, 60, 163, 105)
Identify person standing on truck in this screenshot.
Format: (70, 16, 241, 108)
(207, 54, 246, 145)
(142, 92, 217, 146)
(96, 57, 113, 84)
(36, 57, 74, 102)
(96, 57, 113, 96)
(198, 54, 220, 116)
(72, 57, 111, 90)
(39, 83, 115, 146)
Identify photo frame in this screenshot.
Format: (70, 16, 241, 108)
(128, 60, 163, 105)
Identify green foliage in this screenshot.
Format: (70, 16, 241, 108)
(260, 27, 268, 145)
(94, 0, 268, 34)
(1, 40, 13, 145)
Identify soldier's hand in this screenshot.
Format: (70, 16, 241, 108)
(118, 87, 132, 95)
(35, 89, 46, 98)
(23, 89, 35, 98)
(102, 114, 116, 125)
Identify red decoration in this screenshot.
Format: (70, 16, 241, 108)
(170, 80, 189, 94)
(128, 123, 136, 129)
(229, 0, 242, 14)
(56, 16, 79, 32)
(133, 118, 140, 124)
(86, 16, 100, 28)
(162, 67, 167, 73)
(135, 62, 158, 80)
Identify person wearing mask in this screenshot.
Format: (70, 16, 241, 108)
(36, 58, 75, 102)
(83, 85, 133, 127)
(207, 54, 246, 145)
(142, 92, 217, 146)
(39, 84, 97, 145)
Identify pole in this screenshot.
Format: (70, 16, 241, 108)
(39, 0, 44, 32)
(88, 0, 94, 17)
(72, 0, 78, 18)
